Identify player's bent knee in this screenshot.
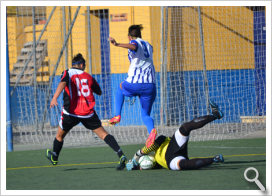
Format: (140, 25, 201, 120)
(170, 156, 186, 170)
(178, 159, 187, 170)
(56, 127, 68, 141)
(179, 124, 189, 137)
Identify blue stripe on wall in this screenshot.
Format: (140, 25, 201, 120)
(253, 9, 266, 116)
(10, 69, 260, 127)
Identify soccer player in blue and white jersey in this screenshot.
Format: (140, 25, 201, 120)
(108, 24, 157, 148)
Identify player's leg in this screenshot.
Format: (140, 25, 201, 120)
(166, 129, 224, 170)
(82, 111, 127, 170)
(109, 82, 124, 125)
(46, 114, 79, 165)
(139, 83, 157, 148)
(177, 154, 224, 170)
(179, 101, 224, 137)
(127, 135, 166, 170)
(169, 157, 213, 170)
(92, 126, 125, 158)
(137, 135, 166, 157)
(179, 115, 216, 136)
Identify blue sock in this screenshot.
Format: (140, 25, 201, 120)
(115, 84, 124, 116)
(141, 108, 155, 134)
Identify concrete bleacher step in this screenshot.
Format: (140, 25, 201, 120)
(36, 76, 50, 82)
(10, 39, 48, 86)
(240, 116, 266, 123)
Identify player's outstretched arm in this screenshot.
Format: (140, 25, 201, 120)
(50, 81, 66, 108)
(108, 37, 136, 50)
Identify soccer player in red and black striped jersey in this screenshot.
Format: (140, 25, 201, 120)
(46, 53, 127, 170)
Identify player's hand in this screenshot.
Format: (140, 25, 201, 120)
(50, 98, 58, 108)
(126, 158, 138, 171)
(108, 37, 118, 46)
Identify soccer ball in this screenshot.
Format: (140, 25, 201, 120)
(139, 154, 156, 170)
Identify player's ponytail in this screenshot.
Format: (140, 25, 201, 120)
(72, 53, 85, 66)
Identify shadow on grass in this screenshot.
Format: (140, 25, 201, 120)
(200, 165, 241, 170)
(223, 160, 266, 164)
(63, 166, 115, 171)
(199, 159, 266, 171)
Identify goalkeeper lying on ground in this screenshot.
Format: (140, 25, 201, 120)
(126, 100, 225, 171)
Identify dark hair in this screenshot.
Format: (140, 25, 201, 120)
(128, 24, 143, 38)
(72, 53, 85, 66)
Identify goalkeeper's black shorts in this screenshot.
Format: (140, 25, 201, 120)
(165, 132, 189, 169)
(59, 110, 102, 132)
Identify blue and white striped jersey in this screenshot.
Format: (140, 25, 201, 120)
(126, 38, 155, 84)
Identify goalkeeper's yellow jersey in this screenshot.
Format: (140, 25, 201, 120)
(154, 137, 171, 169)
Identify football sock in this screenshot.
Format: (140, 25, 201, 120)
(104, 134, 124, 158)
(141, 135, 166, 154)
(179, 115, 216, 136)
(114, 84, 124, 116)
(53, 138, 63, 160)
(141, 107, 155, 134)
(179, 158, 214, 170)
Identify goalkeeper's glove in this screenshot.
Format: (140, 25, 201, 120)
(126, 158, 139, 171)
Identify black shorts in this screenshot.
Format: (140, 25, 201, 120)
(165, 132, 189, 169)
(59, 111, 102, 132)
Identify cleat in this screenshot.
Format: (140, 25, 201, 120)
(209, 100, 224, 119)
(46, 149, 58, 165)
(116, 155, 127, 170)
(109, 115, 121, 125)
(146, 128, 157, 148)
(214, 154, 224, 163)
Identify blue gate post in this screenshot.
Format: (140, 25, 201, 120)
(6, 15, 13, 151)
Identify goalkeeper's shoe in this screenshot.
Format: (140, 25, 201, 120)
(146, 128, 157, 148)
(46, 149, 58, 166)
(116, 155, 127, 170)
(209, 100, 224, 119)
(214, 154, 224, 163)
(109, 115, 121, 125)
(126, 158, 139, 171)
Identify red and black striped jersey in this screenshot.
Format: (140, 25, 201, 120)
(60, 68, 101, 118)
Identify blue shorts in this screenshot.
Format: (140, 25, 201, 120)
(121, 81, 156, 113)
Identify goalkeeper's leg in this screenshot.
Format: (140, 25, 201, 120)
(176, 154, 224, 170)
(179, 100, 224, 137)
(179, 115, 216, 137)
(177, 158, 214, 170)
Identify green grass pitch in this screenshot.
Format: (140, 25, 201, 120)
(6, 138, 266, 190)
